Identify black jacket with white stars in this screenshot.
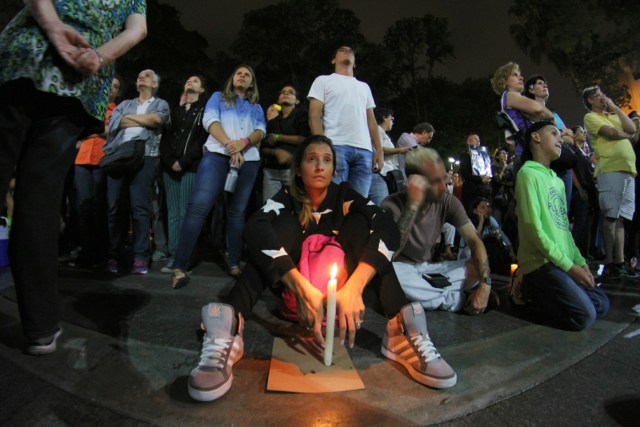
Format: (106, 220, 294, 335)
(244, 182, 400, 285)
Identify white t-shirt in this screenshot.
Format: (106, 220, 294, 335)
(307, 73, 375, 150)
(379, 125, 399, 176)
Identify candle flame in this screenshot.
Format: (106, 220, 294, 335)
(330, 263, 337, 280)
(510, 263, 518, 276)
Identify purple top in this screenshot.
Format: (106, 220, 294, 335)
(501, 91, 532, 156)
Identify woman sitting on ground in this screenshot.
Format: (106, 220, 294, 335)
(186, 135, 457, 402)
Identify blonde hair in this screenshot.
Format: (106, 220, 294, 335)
(405, 147, 443, 176)
(221, 64, 260, 107)
(490, 62, 520, 95)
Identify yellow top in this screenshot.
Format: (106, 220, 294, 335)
(584, 112, 636, 176)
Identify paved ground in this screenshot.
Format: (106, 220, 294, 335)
(0, 257, 639, 426)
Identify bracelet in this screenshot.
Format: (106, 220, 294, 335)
(275, 134, 280, 141)
(241, 137, 250, 148)
(92, 48, 104, 68)
(480, 277, 492, 286)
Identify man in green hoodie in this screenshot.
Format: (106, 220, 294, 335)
(516, 120, 609, 330)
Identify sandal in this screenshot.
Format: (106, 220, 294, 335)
(172, 269, 190, 289)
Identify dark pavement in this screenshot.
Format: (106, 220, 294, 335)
(0, 259, 639, 426)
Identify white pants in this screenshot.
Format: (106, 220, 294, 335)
(393, 259, 479, 311)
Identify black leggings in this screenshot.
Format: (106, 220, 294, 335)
(227, 213, 408, 318)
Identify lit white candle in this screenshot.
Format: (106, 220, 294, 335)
(323, 263, 337, 367)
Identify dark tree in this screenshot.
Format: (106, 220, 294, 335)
(509, 0, 640, 104)
(116, 0, 214, 103)
(0, 1, 21, 28)
(383, 14, 454, 122)
(389, 76, 501, 161)
(228, 0, 366, 107)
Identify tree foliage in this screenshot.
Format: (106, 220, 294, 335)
(116, 0, 214, 103)
(229, 0, 366, 105)
(0, 0, 21, 28)
(0, 0, 504, 158)
(224, 0, 500, 159)
(509, 0, 640, 104)
(388, 76, 501, 160)
(383, 15, 454, 120)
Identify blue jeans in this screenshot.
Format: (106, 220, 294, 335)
(522, 263, 609, 331)
(368, 173, 389, 206)
(174, 151, 259, 270)
(333, 145, 373, 197)
(106, 156, 157, 262)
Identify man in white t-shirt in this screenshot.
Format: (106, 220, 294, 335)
(308, 46, 383, 197)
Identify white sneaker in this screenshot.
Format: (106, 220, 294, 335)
(27, 328, 63, 355)
(381, 303, 457, 389)
(188, 303, 244, 401)
(160, 258, 174, 274)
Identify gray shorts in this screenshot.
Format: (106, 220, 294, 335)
(597, 172, 635, 220)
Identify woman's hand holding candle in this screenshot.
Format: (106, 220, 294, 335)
(282, 269, 325, 345)
(336, 263, 374, 348)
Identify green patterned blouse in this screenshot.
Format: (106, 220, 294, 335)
(0, 0, 146, 122)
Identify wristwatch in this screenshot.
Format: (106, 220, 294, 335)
(480, 277, 492, 286)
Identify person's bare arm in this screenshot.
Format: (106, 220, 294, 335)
(207, 121, 232, 144)
(394, 175, 428, 256)
(336, 262, 374, 348)
(383, 146, 411, 155)
(308, 99, 324, 135)
(26, 1, 146, 75)
(26, 0, 92, 71)
(506, 91, 554, 121)
(598, 96, 637, 138)
(458, 222, 491, 313)
(281, 268, 325, 345)
(367, 108, 383, 172)
(93, 13, 147, 67)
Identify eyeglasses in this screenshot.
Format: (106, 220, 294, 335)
(583, 86, 602, 97)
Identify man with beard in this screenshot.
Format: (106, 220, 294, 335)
(382, 147, 494, 315)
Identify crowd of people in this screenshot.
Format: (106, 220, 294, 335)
(1, 2, 638, 406)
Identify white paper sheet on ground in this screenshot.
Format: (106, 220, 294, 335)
(267, 336, 365, 393)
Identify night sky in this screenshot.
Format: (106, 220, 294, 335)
(160, 0, 586, 127)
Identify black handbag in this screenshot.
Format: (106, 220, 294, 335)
(100, 139, 145, 177)
(383, 169, 407, 194)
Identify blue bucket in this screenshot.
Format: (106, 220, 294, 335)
(0, 217, 8, 268)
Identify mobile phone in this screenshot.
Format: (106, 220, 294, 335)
(422, 273, 451, 288)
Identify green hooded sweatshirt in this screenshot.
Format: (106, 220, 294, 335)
(516, 160, 586, 274)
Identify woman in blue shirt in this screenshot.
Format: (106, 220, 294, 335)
(172, 65, 266, 286)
